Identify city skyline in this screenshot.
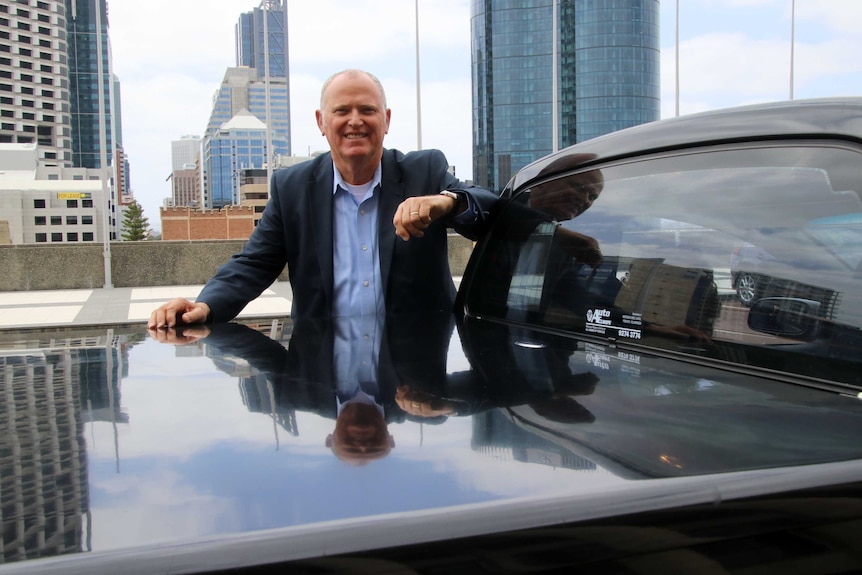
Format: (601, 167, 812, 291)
(106, 0, 862, 233)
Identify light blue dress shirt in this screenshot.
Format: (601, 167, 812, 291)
(332, 163, 385, 318)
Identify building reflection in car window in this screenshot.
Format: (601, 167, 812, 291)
(466, 145, 862, 384)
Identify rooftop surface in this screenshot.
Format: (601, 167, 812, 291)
(0, 281, 294, 330)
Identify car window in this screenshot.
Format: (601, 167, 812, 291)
(465, 143, 862, 386)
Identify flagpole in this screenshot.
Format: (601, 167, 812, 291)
(415, 0, 422, 150)
(789, 0, 795, 100)
(675, 0, 680, 116)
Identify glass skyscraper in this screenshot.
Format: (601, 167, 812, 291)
(201, 67, 290, 208)
(471, 0, 660, 191)
(204, 110, 288, 209)
(66, 0, 113, 170)
(235, 0, 289, 79)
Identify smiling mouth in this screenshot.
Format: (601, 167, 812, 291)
(344, 133, 365, 139)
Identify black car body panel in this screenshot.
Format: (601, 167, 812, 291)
(4, 98, 862, 573)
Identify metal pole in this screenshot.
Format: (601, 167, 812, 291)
(94, 0, 112, 287)
(551, 0, 558, 152)
(263, 1, 274, 194)
(789, 0, 795, 100)
(675, 0, 680, 116)
(415, 0, 422, 150)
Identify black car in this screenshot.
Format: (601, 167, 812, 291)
(2, 98, 862, 574)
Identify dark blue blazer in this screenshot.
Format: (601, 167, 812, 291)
(198, 148, 498, 321)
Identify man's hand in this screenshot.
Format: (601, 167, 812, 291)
(148, 297, 211, 329)
(395, 385, 457, 417)
(147, 324, 211, 345)
(393, 193, 461, 241)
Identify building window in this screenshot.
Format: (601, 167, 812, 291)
(51, 232, 62, 242)
(50, 215, 61, 225)
(47, 173, 58, 180)
(66, 232, 77, 242)
(65, 199, 77, 208)
(82, 199, 93, 208)
(35, 233, 47, 243)
(82, 232, 93, 241)
(81, 215, 93, 225)
(66, 215, 77, 225)
(34, 216, 45, 225)
(33, 198, 45, 208)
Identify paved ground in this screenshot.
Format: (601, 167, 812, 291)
(0, 282, 295, 330)
(0, 273, 728, 331)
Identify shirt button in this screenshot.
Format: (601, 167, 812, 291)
(360, 209, 366, 216)
(363, 281, 370, 287)
(362, 245, 368, 251)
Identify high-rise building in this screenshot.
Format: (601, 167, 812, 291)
(65, 0, 113, 170)
(235, 0, 289, 79)
(471, 0, 660, 191)
(0, 0, 72, 166)
(204, 109, 288, 209)
(171, 135, 200, 171)
(200, 67, 290, 208)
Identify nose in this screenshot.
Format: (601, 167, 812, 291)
(347, 108, 363, 126)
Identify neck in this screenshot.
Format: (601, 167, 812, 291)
(334, 155, 382, 185)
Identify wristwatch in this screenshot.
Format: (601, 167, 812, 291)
(439, 190, 464, 212)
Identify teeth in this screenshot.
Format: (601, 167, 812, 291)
(345, 134, 364, 139)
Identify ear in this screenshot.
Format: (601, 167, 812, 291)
(316, 109, 325, 135)
(384, 108, 391, 134)
(325, 434, 333, 448)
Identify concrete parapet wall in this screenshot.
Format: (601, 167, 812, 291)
(0, 235, 475, 291)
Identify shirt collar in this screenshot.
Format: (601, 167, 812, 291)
(332, 160, 383, 196)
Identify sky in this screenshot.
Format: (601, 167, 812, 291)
(107, 0, 862, 233)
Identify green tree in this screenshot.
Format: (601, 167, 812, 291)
(121, 200, 150, 241)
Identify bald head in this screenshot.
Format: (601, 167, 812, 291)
(320, 69, 387, 111)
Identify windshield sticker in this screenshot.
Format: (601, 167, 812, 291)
(585, 308, 643, 340)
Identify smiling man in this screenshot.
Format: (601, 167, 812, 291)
(149, 69, 498, 327)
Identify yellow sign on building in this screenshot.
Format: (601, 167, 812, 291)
(57, 192, 93, 200)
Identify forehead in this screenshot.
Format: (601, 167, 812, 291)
(323, 74, 385, 108)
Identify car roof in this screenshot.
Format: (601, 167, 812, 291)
(510, 97, 862, 192)
(4, 318, 862, 573)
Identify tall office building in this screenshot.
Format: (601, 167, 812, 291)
(235, 0, 289, 79)
(471, 0, 660, 191)
(65, 0, 113, 170)
(233, 0, 290, 157)
(204, 109, 288, 208)
(171, 134, 200, 171)
(200, 67, 289, 208)
(0, 0, 72, 166)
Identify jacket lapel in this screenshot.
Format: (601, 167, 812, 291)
(378, 149, 403, 296)
(310, 158, 335, 309)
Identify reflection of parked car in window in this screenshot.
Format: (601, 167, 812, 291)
(730, 243, 840, 316)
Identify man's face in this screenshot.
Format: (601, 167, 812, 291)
(530, 170, 603, 221)
(316, 73, 391, 175)
(326, 403, 394, 464)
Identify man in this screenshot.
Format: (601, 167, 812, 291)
(149, 69, 497, 328)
